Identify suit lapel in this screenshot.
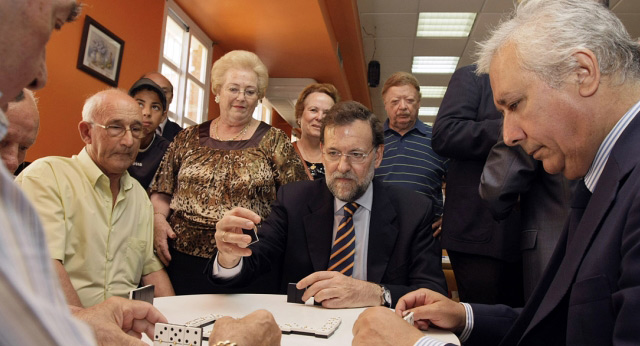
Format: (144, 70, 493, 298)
(303, 180, 336, 272)
(523, 166, 620, 336)
(520, 114, 640, 339)
(366, 180, 399, 283)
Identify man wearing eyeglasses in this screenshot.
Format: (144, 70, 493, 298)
(16, 89, 175, 308)
(209, 101, 447, 308)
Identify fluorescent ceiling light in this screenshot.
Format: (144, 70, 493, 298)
(420, 86, 447, 98)
(419, 107, 439, 116)
(417, 12, 477, 37)
(412, 56, 459, 74)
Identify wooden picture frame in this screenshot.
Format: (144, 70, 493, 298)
(76, 16, 125, 87)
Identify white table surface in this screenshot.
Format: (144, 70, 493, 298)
(144, 294, 460, 345)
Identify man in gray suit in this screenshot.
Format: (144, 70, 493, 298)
(480, 139, 576, 301)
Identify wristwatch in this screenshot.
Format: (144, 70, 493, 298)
(379, 284, 391, 307)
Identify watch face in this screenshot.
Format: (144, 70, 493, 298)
(383, 287, 391, 306)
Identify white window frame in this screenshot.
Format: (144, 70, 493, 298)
(159, 0, 213, 127)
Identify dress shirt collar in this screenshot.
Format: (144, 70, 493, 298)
(0, 111, 7, 141)
(333, 182, 374, 213)
(0, 91, 7, 140)
(78, 147, 134, 191)
(383, 118, 428, 136)
(157, 117, 168, 135)
(583, 98, 640, 192)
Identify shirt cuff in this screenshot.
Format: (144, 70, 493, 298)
(413, 302, 472, 346)
(211, 253, 243, 278)
(413, 336, 450, 346)
(458, 302, 473, 342)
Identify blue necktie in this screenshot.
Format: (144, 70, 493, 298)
(327, 202, 359, 276)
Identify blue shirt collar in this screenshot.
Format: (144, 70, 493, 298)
(334, 182, 374, 213)
(383, 118, 428, 136)
(583, 99, 640, 192)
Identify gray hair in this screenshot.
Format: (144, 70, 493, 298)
(476, 0, 640, 87)
(81, 89, 127, 122)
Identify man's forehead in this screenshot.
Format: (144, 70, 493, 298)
(98, 100, 142, 123)
(385, 85, 417, 98)
(6, 97, 38, 123)
(324, 121, 372, 144)
(489, 45, 524, 105)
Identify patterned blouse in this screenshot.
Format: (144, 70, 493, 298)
(150, 120, 308, 258)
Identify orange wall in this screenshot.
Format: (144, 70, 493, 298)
(28, 0, 165, 161)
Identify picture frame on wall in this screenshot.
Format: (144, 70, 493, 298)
(76, 16, 125, 87)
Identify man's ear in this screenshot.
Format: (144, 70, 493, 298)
(573, 49, 600, 97)
(78, 121, 93, 145)
(373, 144, 384, 169)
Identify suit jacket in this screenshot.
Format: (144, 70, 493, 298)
(465, 111, 640, 345)
(432, 64, 521, 261)
(480, 139, 576, 299)
(161, 119, 182, 142)
(208, 178, 447, 306)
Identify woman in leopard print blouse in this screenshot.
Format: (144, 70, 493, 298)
(149, 50, 308, 294)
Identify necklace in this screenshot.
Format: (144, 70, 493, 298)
(214, 119, 251, 141)
(298, 140, 323, 163)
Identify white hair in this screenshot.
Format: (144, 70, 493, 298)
(476, 0, 640, 87)
(81, 89, 127, 122)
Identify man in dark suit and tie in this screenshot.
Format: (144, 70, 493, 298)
(352, 0, 640, 344)
(209, 101, 447, 308)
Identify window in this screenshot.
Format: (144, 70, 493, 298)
(159, 1, 213, 127)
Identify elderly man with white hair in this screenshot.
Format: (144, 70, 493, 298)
(352, 0, 640, 345)
(16, 89, 175, 307)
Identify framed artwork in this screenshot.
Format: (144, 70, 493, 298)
(76, 16, 125, 87)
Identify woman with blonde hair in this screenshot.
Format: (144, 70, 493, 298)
(149, 50, 307, 294)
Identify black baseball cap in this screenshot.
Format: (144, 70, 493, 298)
(128, 78, 167, 111)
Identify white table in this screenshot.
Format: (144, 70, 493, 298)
(144, 294, 460, 345)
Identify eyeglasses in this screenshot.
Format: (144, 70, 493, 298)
(323, 147, 375, 164)
(225, 86, 259, 99)
(91, 122, 145, 139)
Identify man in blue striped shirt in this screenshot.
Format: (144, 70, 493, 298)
(375, 72, 447, 233)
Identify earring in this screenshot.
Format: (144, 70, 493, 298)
(215, 95, 220, 103)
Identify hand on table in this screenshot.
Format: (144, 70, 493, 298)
(215, 207, 261, 269)
(153, 214, 175, 266)
(432, 217, 443, 238)
(352, 306, 424, 346)
(71, 296, 167, 345)
(210, 310, 281, 346)
(296, 271, 381, 308)
(395, 288, 466, 333)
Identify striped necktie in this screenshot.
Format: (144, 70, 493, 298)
(327, 202, 359, 276)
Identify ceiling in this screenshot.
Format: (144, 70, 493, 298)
(359, 0, 640, 124)
(175, 0, 640, 126)
(174, 0, 370, 126)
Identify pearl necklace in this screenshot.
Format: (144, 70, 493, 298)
(214, 119, 250, 141)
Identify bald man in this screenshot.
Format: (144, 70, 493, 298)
(17, 89, 175, 307)
(143, 72, 182, 141)
(0, 89, 39, 173)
